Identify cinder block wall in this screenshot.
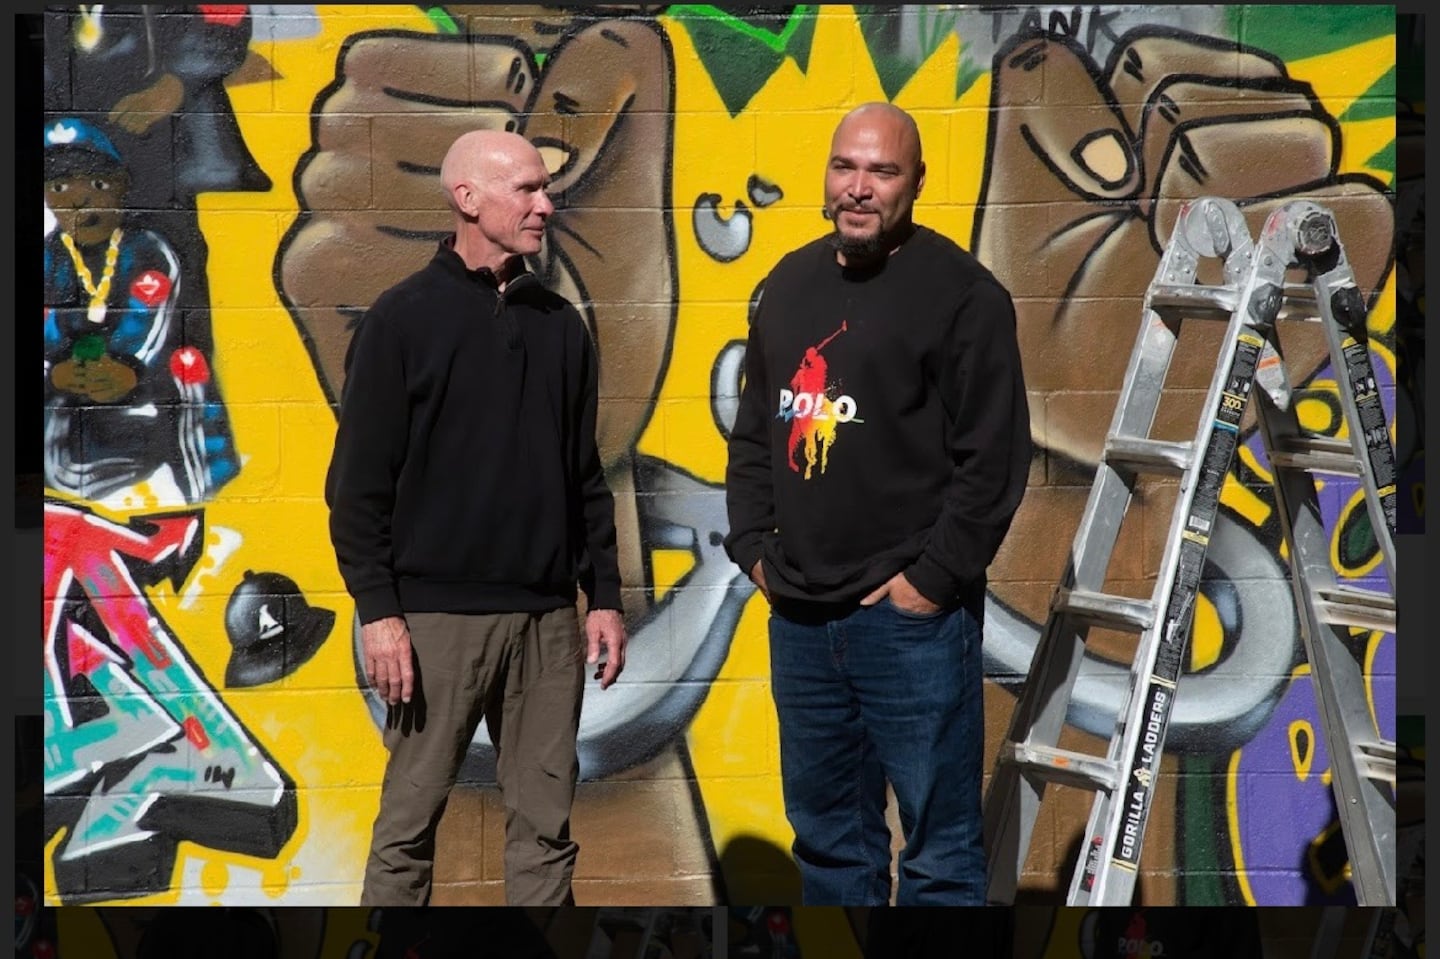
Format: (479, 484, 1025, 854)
(40, 4, 1408, 907)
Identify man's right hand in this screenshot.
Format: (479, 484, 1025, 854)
(750, 561, 770, 603)
(361, 615, 413, 705)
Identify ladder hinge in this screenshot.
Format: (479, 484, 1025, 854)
(1356, 740, 1397, 785)
(1314, 586, 1396, 632)
(1148, 283, 1238, 315)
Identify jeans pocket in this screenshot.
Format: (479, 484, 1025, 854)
(882, 595, 947, 621)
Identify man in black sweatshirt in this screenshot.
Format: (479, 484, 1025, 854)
(325, 129, 627, 906)
(724, 103, 1030, 905)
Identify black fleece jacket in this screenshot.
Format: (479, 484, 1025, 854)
(325, 240, 622, 624)
(724, 225, 1030, 610)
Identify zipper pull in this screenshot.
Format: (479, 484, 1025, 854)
(495, 295, 521, 349)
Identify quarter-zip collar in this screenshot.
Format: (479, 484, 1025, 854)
(433, 235, 541, 292)
(432, 237, 542, 348)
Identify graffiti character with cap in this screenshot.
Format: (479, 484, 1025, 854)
(43, 116, 239, 506)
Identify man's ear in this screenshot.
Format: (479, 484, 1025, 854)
(453, 181, 478, 217)
(915, 160, 926, 199)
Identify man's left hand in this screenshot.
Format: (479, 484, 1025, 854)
(860, 572, 942, 616)
(585, 608, 627, 689)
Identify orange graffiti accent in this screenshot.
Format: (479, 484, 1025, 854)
(787, 321, 846, 478)
(184, 716, 211, 750)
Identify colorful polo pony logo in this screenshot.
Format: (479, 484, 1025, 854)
(776, 321, 860, 478)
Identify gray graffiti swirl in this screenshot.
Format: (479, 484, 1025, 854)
(355, 352, 1298, 776)
(353, 456, 753, 782)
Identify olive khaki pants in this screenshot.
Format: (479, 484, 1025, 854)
(360, 608, 585, 906)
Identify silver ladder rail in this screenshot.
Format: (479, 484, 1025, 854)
(982, 195, 1258, 905)
(982, 196, 1398, 907)
(1245, 201, 1397, 906)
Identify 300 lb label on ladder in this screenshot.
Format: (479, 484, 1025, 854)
(1098, 330, 1267, 877)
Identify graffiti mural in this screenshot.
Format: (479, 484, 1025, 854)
(43, 4, 273, 329)
(43, 502, 297, 900)
(41, 4, 1398, 906)
(44, 116, 240, 507)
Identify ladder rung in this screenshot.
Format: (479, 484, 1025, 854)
(1104, 437, 1194, 475)
(1054, 589, 1155, 632)
(1276, 283, 1320, 321)
(1356, 740, 1397, 784)
(1001, 743, 1121, 793)
(1269, 436, 1361, 475)
(1313, 586, 1395, 632)
(1148, 283, 1238, 314)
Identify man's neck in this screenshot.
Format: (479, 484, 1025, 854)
(451, 231, 520, 287)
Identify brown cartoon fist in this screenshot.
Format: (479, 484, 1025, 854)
(278, 16, 676, 472)
(973, 28, 1395, 470)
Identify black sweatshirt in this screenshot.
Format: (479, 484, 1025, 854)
(724, 225, 1030, 609)
(325, 240, 622, 624)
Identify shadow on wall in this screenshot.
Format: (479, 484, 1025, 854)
(719, 833, 803, 905)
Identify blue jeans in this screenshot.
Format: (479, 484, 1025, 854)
(768, 597, 986, 905)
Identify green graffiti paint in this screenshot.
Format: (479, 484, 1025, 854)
(855, 5, 958, 100)
(669, 5, 818, 116)
(423, 6, 459, 35)
(73, 334, 107, 362)
(1337, 498, 1380, 572)
(1363, 141, 1397, 187)
(956, 59, 985, 101)
(1178, 755, 1234, 905)
(1227, 5, 1394, 63)
(1339, 67, 1397, 122)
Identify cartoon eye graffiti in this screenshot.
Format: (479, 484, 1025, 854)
(746, 173, 783, 207)
(693, 193, 753, 263)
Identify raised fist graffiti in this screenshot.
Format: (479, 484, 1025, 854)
(973, 26, 1397, 753)
(275, 13, 740, 785)
(277, 16, 676, 479)
(974, 27, 1395, 469)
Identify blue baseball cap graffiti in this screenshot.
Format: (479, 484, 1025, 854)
(44, 117, 125, 176)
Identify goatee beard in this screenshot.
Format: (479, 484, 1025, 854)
(827, 228, 882, 260)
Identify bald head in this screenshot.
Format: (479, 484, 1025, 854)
(440, 129, 543, 211)
(824, 102, 927, 265)
(440, 128, 555, 275)
(834, 102, 923, 172)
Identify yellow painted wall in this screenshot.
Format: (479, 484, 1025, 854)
(40, 4, 1404, 912)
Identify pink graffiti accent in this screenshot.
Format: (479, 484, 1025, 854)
(43, 501, 296, 900)
(44, 506, 200, 673)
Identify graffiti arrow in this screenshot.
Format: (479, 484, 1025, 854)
(43, 501, 297, 899)
(46, 622, 179, 791)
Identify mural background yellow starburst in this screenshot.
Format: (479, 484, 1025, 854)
(38, 3, 1406, 931)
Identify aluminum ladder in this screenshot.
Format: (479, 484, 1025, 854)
(982, 196, 1397, 906)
